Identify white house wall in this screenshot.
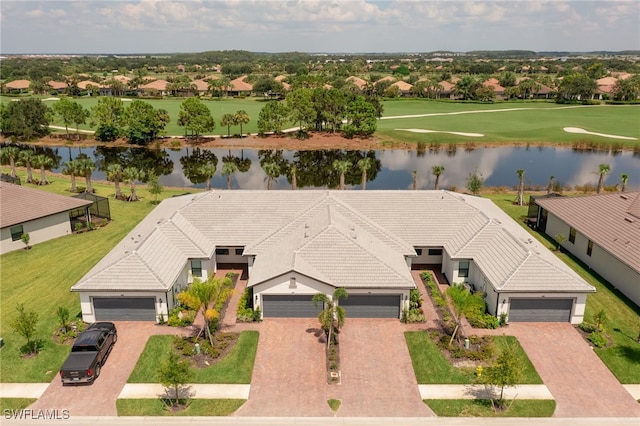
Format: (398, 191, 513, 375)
(500, 292, 588, 324)
(253, 272, 335, 311)
(1, 212, 72, 255)
(545, 213, 640, 308)
(78, 291, 167, 323)
(215, 247, 246, 265)
(413, 247, 444, 265)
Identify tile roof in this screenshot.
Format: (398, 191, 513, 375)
(6, 79, 31, 89)
(230, 76, 253, 92)
(536, 192, 640, 274)
(0, 182, 92, 228)
(73, 190, 594, 294)
(139, 79, 169, 91)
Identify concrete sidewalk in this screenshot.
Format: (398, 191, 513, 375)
(0, 383, 50, 398)
(419, 384, 554, 400)
(118, 384, 250, 399)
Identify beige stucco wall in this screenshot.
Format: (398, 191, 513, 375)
(545, 213, 640, 308)
(413, 247, 444, 264)
(78, 291, 166, 323)
(252, 272, 335, 312)
(1, 212, 72, 255)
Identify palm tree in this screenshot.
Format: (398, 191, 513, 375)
(220, 113, 236, 137)
(262, 162, 280, 190)
(332, 159, 351, 190)
(32, 154, 53, 185)
(597, 163, 610, 194)
(290, 164, 297, 190)
(123, 166, 145, 201)
(620, 173, 629, 192)
(198, 163, 217, 190)
(61, 160, 80, 192)
(312, 288, 348, 350)
(412, 170, 417, 190)
(76, 158, 96, 193)
(18, 149, 36, 183)
(178, 276, 234, 346)
(0, 146, 21, 177)
(221, 160, 238, 190)
(516, 169, 525, 206)
(234, 110, 250, 137)
(547, 175, 555, 195)
(357, 157, 374, 190)
(432, 165, 445, 190)
(106, 163, 124, 199)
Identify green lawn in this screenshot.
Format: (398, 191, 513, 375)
(116, 398, 245, 416)
(425, 399, 556, 417)
(0, 398, 37, 412)
(0, 95, 269, 136)
(486, 193, 640, 383)
(405, 333, 541, 385)
(378, 100, 640, 147)
(0, 172, 197, 382)
(128, 331, 258, 384)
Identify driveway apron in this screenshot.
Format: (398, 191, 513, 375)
(507, 323, 640, 417)
(334, 319, 435, 417)
(235, 319, 334, 417)
(28, 322, 185, 417)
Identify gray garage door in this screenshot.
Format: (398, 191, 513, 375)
(509, 298, 573, 322)
(93, 297, 157, 321)
(340, 295, 401, 318)
(262, 295, 322, 318)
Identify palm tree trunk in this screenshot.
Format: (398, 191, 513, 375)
(70, 174, 77, 192)
(339, 173, 345, 190)
(86, 174, 93, 193)
(114, 180, 122, 199)
(26, 163, 33, 183)
(597, 176, 604, 194)
(39, 166, 48, 185)
(206, 178, 212, 191)
(227, 175, 231, 190)
(361, 171, 367, 190)
(10, 159, 16, 178)
(292, 170, 297, 190)
(434, 175, 440, 190)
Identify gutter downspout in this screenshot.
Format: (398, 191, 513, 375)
(495, 292, 500, 316)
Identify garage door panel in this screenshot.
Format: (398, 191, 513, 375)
(93, 297, 156, 321)
(262, 295, 322, 318)
(341, 295, 400, 318)
(509, 298, 572, 322)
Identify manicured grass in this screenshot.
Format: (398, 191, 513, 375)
(128, 331, 259, 384)
(0, 398, 37, 412)
(378, 100, 640, 148)
(405, 332, 541, 384)
(116, 398, 245, 416)
(0, 171, 197, 382)
(425, 399, 556, 417)
(486, 193, 640, 383)
(0, 95, 268, 136)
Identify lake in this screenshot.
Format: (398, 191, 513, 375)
(46, 145, 640, 191)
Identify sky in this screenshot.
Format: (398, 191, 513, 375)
(1, 1, 638, 54)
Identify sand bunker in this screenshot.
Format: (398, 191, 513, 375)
(42, 97, 60, 101)
(121, 98, 133, 101)
(563, 127, 637, 140)
(396, 128, 484, 137)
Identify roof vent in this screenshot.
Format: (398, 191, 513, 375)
(304, 230, 309, 238)
(620, 194, 629, 200)
(624, 217, 635, 223)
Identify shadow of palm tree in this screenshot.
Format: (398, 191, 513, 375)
(614, 344, 640, 365)
(306, 327, 325, 343)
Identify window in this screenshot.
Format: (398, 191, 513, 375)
(587, 240, 593, 257)
(428, 248, 443, 256)
(10, 225, 23, 241)
(458, 261, 470, 278)
(191, 260, 202, 277)
(235, 248, 244, 256)
(215, 248, 229, 255)
(415, 248, 423, 255)
(569, 227, 576, 244)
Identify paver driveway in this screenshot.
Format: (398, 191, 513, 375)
(507, 323, 640, 417)
(235, 319, 333, 416)
(29, 321, 185, 416)
(236, 318, 433, 417)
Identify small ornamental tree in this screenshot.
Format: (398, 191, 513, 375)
(481, 340, 524, 411)
(10, 303, 40, 355)
(56, 306, 70, 333)
(466, 170, 484, 196)
(147, 171, 164, 204)
(21, 233, 30, 250)
(158, 351, 194, 408)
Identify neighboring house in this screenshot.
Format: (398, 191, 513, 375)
(137, 79, 169, 96)
(47, 80, 68, 93)
(72, 191, 594, 324)
(534, 192, 640, 308)
(390, 81, 414, 96)
(0, 182, 92, 255)
(346, 76, 367, 90)
(227, 76, 253, 97)
(5, 79, 31, 93)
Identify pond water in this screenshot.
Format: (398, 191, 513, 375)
(45, 145, 640, 191)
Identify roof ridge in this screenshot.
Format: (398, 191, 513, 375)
(165, 216, 209, 256)
(498, 251, 532, 290)
(131, 250, 167, 286)
(451, 217, 492, 257)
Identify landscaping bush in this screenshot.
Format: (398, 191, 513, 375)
(236, 288, 257, 322)
(579, 322, 597, 333)
(588, 331, 608, 348)
(167, 307, 195, 327)
(401, 289, 426, 323)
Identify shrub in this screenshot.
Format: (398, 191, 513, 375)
(579, 322, 597, 333)
(167, 307, 195, 327)
(588, 331, 608, 348)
